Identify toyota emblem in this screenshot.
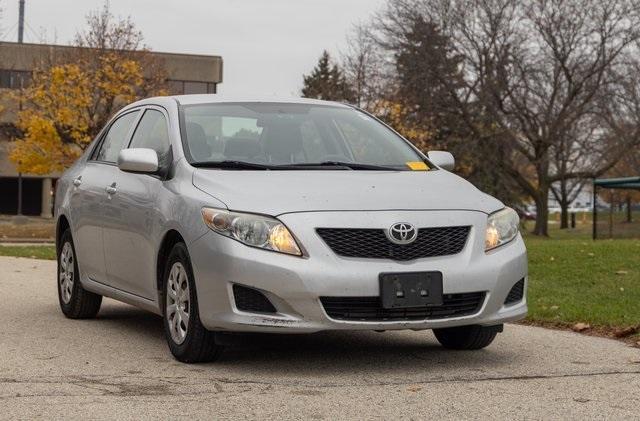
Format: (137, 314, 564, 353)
(387, 222, 418, 245)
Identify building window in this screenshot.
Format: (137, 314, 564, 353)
(0, 69, 32, 89)
(184, 81, 208, 94)
(167, 80, 185, 95)
(166, 80, 217, 95)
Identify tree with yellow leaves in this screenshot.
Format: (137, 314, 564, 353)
(10, 3, 166, 175)
(368, 99, 433, 151)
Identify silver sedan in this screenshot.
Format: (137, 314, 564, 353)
(55, 95, 527, 363)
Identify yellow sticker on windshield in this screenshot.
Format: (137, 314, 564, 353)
(406, 161, 429, 171)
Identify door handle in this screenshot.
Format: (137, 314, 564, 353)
(105, 184, 117, 195)
(73, 176, 82, 187)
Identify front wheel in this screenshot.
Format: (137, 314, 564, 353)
(433, 324, 502, 350)
(57, 229, 102, 318)
(162, 242, 222, 363)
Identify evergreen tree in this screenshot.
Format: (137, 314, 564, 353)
(394, 18, 464, 145)
(302, 51, 355, 102)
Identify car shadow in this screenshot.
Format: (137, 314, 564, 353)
(93, 301, 521, 377)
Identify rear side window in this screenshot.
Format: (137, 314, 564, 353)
(129, 109, 171, 167)
(94, 111, 139, 163)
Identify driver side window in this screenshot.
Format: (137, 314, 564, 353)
(129, 109, 172, 168)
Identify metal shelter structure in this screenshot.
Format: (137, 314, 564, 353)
(592, 176, 640, 239)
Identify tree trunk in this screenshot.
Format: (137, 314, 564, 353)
(533, 190, 550, 236)
(627, 196, 632, 223)
(560, 201, 569, 229)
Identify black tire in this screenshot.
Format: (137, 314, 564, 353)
(433, 324, 502, 350)
(57, 229, 102, 319)
(162, 242, 222, 363)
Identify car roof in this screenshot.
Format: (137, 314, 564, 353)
(126, 94, 352, 109)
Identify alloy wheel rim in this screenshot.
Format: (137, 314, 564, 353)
(59, 242, 74, 304)
(166, 262, 190, 345)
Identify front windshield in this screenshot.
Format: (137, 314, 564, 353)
(180, 102, 430, 170)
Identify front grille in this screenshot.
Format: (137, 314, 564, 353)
(316, 226, 471, 261)
(320, 292, 485, 321)
(233, 285, 277, 313)
(504, 278, 525, 305)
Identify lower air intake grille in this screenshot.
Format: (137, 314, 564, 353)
(233, 285, 277, 313)
(504, 278, 525, 305)
(316, 226, 471, 261)
(320, 292, 485, 321)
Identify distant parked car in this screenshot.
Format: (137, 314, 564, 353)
(515, 206, 536, 221)
(54, 95, 527, 362)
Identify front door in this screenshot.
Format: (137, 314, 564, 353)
(78, 109, 140, 287)
(102, 108, 172, 300)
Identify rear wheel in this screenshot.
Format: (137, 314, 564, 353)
(162, 242, 222, 363)
(57, 229, 102, 318)
(433, 324, 502, 350)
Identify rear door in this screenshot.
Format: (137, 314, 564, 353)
(102, 107, 172, 299)
(70, 110, 140, 285)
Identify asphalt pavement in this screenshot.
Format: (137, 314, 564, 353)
(2, 256, 639, 420)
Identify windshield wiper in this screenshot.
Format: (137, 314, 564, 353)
(191, 160, 277, 170)
(283, 161, 398, 171)
(192, 160, 399, 171)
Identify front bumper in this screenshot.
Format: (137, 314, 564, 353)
(188, 210, 528, 333)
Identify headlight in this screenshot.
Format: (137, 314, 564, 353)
(485, 207, 520, 251)
(201, 208, 302, 256)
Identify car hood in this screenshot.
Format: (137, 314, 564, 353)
(192, 169, 504, 216)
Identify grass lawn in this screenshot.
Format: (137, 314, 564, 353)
(525, 236, 640, 331)
(0, 245, 56, 260)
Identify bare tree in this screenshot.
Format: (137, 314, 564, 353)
(70, 2, 167, 132)
(367, 0, 640, 236)
(342, 25, 386, 109)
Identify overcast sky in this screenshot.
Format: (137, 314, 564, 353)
(0, 0, 387, 96)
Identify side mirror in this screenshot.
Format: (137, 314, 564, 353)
(118, 148, 159, 174)
(427, 151, 455, 171)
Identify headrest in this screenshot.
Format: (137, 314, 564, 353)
(186, 122, 210, 161)
(262, 121, 302, 164)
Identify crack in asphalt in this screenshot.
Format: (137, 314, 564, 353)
(0, 369, 639, 400)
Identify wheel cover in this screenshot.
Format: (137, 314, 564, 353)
(166, 262, 190, 345)
(59, 242, 74, 304)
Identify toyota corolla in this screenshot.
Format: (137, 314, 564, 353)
(54, 95, 527, 362)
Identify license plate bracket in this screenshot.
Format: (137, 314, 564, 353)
(379, 271, 443, 309)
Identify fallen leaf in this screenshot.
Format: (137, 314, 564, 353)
(550, 256, 555, 261)
(572, 323, 591, 332)
(407, 385, 422, 393)
(615, 270, 629, 275)
(620, 287, 625, 292)
(573, 397, 590, 403)
(550, 305, 559, 310)
(587, 253, 595, 257)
